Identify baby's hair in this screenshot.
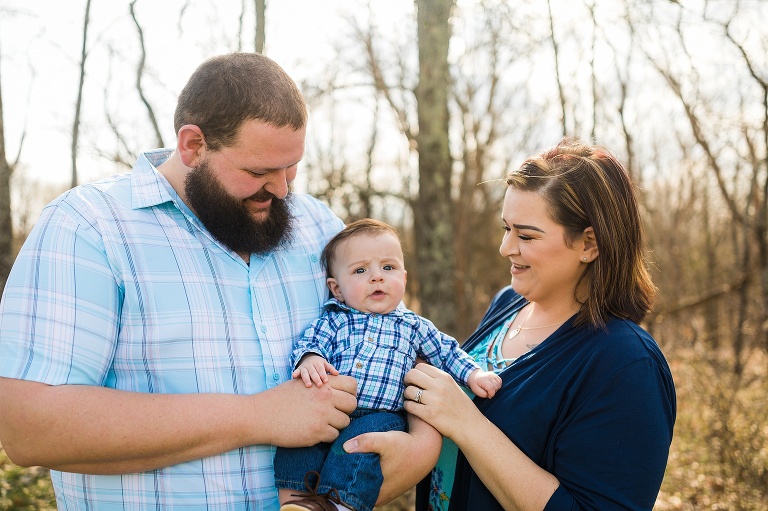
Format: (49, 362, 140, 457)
(321, 219, 401, 278)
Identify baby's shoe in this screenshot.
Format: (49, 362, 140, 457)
(280, 471, 355, 511)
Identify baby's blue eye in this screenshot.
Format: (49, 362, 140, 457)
(383, 265, 395, 271)
(354, 268, 366, 274)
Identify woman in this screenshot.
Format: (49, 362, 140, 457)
(407, 139, 676, 510)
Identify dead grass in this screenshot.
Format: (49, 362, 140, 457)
(655, 347, 768, 510)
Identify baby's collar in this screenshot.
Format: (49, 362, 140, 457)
(324, 297, 405, 317)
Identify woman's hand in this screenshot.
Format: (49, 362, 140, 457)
(403, 363, 561, 510)
(402, 363, 485, 442)
(343, 411, 442, 506)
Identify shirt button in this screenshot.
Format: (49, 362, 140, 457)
(367, 337, 374, 342)
(261, 326, 267, 333)
(355, 362, 363, 369)
(311, 255, 318, 262)
(273, 374, 280, 381)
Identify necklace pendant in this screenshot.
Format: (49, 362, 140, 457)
(507, 327, 522, 340)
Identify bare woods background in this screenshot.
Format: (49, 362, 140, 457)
(1, 0, 766, 509)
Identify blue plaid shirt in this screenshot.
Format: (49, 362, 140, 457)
(0, 149, 344, 510)
(292, 298, 480, 411)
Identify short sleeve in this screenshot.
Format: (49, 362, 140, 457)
(0, 203, 121, 385)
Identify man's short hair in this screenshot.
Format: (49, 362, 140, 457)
(174, 52, 307, 150)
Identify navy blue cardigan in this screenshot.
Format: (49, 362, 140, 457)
(416, 286, 676, 511)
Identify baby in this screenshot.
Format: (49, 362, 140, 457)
(274, 218, 501, 511)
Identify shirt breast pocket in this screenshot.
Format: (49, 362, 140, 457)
(358, 327, 417, 368)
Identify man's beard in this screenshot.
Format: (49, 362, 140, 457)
(184, 158, 293, 255)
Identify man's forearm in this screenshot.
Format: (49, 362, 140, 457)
(0, 377, 257, 474)
(0, 374, 357, 475)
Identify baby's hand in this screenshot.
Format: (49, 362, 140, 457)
(467, 369, 502, 398)
(292, 354, 340, 388)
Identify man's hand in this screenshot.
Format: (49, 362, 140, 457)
(292, 354, 340, 388)
(257, 374, 357, 448)
(342, 412, 442, 506)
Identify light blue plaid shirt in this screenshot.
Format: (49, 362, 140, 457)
(0, 149, 344, 510)
(292, 298, 480, 411)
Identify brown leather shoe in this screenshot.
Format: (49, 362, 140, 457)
(279, 471, 356, 511)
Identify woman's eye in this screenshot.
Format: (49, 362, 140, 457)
(518, 234, 533, 241)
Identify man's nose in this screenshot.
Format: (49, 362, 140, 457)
(263, 168, 290, 199)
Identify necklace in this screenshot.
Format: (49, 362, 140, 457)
(485, 305, 569, 370)
(506, 305, 566, 341)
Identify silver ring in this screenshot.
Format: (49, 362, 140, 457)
(414, 388, 423, 404)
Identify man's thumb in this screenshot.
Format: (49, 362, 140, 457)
(343, 433, 380, 454)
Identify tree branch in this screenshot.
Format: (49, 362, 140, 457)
(129, 0, 164, 148)
(71, 0, 92, 188)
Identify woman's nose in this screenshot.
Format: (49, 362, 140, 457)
(499, 233, 519, 257)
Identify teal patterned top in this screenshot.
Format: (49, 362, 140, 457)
(427, 313, 519, 511)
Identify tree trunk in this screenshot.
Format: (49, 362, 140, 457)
(130, 0, 164, 148)
(414, 0, 457, 334)
(0, 47, 13, 295)
(546, 0, 567, 138)
(255, 0, 266, 54)
(71, 0, 92, 188)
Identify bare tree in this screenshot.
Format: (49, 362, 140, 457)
(546, 0, 567, 137)
(413, 0, 459, 333)
(0, 38, 14, 294)
(449, 0, 525, 336)
(99, 46, 138, 169)
(71, 0, 92, 188)
(129, 0, 164, 148)
(237, 0, 246, 51)
(635, 1, 768, 366)
(318, 0, 535, 335)
(255, 0, 266, 54)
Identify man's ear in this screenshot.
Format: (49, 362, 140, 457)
(327, 278, 344, 302)
(177, 124, 207, 168)
(580, 227, 599, 263)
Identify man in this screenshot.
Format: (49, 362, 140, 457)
(0, 53, 439, 509)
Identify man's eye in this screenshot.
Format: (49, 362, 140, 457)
(354, 268, 366, 274)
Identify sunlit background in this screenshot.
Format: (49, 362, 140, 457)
(1, 1, 767, 509)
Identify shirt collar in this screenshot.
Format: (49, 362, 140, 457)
(130, 149, 177, 210)
(324, 297, 405, 317)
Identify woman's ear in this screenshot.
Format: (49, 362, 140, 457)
(327, 278, 344, 302)
(177, 124, 207, 168)
(580, 227, 599, 263)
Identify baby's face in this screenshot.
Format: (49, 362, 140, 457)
(327, 232, 407, 314)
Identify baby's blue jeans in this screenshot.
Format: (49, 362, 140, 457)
(274, 409, 407, 511)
